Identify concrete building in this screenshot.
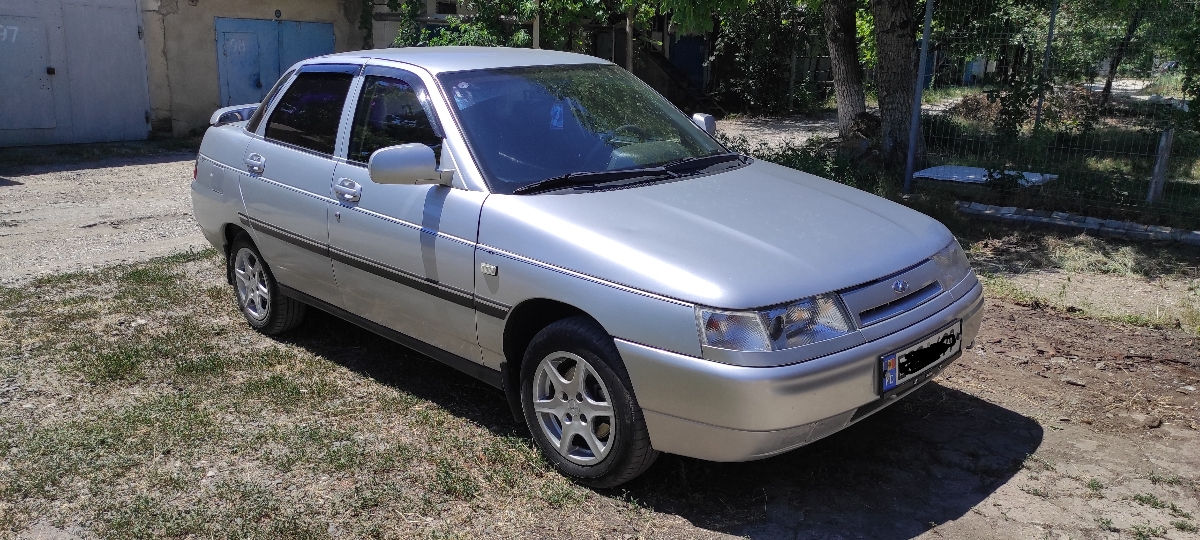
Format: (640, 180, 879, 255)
(142, 0, 366, 136)
(0, 0, 366, 147)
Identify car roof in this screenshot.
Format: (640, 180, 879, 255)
(313, 46, 612, 75)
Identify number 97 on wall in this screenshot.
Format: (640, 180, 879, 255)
(0, 26, 18, 43)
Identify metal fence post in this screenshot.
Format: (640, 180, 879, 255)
(1033, 0, 1060, 130)
(1147, 128, 1174, 204)
(903, 0, 936, 194)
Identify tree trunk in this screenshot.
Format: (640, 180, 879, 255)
(625, 7, 635, 71)
(870, 0, 919, 167)
(532, 0, 540, 49)
(1101, 7, 1146, 105)
(822, 0, 866, 139)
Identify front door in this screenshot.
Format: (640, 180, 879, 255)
(329, 66, 484, 362)
(238, 65, 356, 305)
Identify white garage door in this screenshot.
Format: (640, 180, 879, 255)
(0, 0, 149, 145)
(0, 14, 56, 129)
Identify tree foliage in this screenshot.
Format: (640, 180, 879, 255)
(709, 0, 821, 114)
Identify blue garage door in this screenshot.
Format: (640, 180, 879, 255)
(215, 17, 334, 106)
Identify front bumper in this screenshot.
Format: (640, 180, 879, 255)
(618, 276, 984, 462)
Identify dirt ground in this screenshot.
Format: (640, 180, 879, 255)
(718, 112, 839, 147)
(1, 149, 1198, 538)
(0, 154, 207, 285)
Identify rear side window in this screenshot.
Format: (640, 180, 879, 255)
(265, 72, 353, 155)
(347, 76, 442, 164)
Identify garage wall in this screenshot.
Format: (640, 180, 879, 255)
(0, 0, 151, 147)
(141, 0, 365, 136)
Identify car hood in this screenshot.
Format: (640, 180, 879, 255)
(477, 159, 953, 309)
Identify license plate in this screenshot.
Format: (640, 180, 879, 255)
(880, 320, 962, 393)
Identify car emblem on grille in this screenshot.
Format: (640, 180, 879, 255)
(892, 280, 910, 294)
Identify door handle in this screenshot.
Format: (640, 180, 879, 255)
(332, 178, 362, 203)
(244, 153, 265, 175)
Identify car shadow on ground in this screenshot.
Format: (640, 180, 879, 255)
(0, 177, 23, 187)
(622, 383, 1043, 539)
(284, 310, 1042, 539)
(281, 310, 519, 430)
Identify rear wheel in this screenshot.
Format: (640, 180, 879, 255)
(229, 235, 305, 335)
(520, 316, 658, 487)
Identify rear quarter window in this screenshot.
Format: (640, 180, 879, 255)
(265, 71, 354, 155)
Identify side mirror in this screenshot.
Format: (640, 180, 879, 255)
(691, 113, 716, 136)
(210, 103, 258, 126)
(368, 143, 444, 186)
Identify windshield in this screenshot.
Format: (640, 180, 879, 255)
(437, 64, 729, 194)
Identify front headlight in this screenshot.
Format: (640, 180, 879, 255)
(697, 294, 854, 352)
(931, 239, 971, 287)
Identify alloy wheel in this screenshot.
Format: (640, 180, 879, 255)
(233, 248, 270, 322)
(531, 351, 616, 465)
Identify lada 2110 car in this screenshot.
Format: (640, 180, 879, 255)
(192, 47, 984, 487)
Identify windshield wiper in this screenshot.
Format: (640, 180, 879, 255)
(663, 152, 748, 173)
(512, 166, 677, 195)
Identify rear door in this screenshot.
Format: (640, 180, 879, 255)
(238, 64, 357, 305)
(328, 65, 485, 362)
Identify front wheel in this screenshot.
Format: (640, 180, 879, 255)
(520, 316, 658, 488)
(229, 235, 306, 335)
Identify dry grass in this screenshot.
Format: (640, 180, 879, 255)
(1, 247, 1196, 538)
(0, 250, 653, 538)
(960, 227, 1200, 335)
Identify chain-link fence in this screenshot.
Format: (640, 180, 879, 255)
(914, 0, 1199, 228)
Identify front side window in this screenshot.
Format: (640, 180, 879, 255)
(438, 64, 727, 194)
(265, 71, 354, 155)
(347, 75, 442, 164)
(246, 69, 295, 133)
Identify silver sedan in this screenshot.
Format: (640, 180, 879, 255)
(192, 47, 983, 487)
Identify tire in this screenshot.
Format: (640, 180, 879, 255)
(520, 316, 658, 488)
(228, 234, 306, 335)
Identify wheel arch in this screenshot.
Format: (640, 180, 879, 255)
(501, 298, 604, 421)
(222, 223, 251, 284)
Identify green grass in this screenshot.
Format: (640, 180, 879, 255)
(1174, 520, 1199, 533)
(1140, 72, 1186, 99)
(1147, 473, 1184, 486)
(1131, 523, 1167, 540)
(978, 273, 1039, 305)
(76, 344, 150, 382)
(1, 395, 216, 500)
(1020, 486, 1050, 498)
(1128, 493, 1190, 518)
(241, 373, 333, 407)
(173, 353, 234, 376)
(922, 85, 990, 105)
(1097, 517, 1118, 532)
(920, 111, 1200, 229)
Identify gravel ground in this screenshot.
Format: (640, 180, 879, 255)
(0, 154, 208, 285)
